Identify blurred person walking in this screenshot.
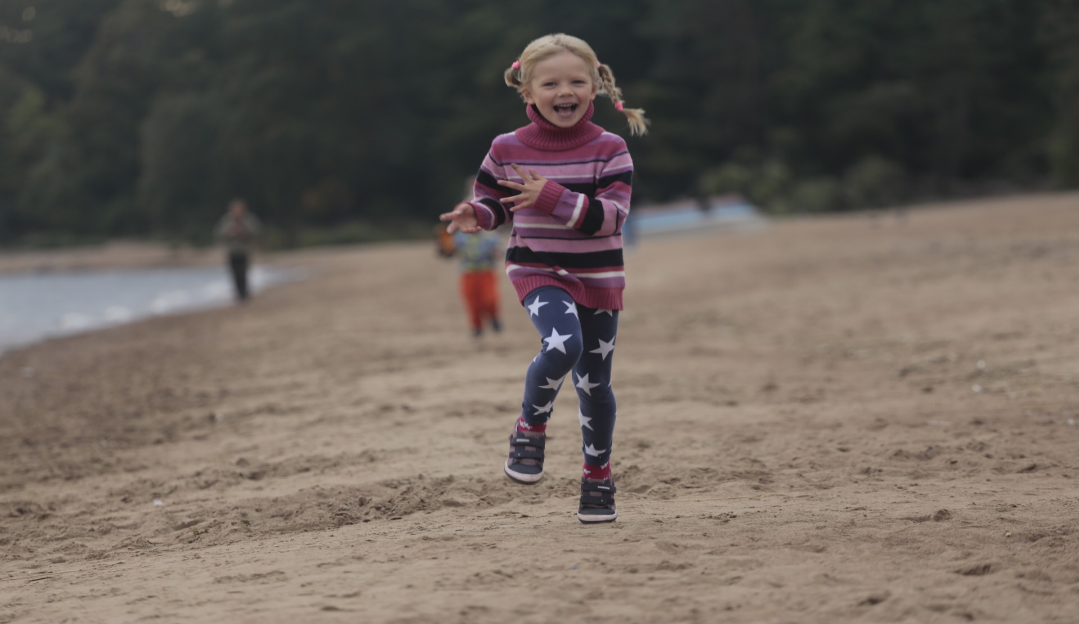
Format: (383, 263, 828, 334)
(214, 199, 261, 302)
(440, 34, 646, 523)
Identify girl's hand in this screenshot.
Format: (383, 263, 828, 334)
(439, 202, 481, 234)
(497, 164, 548, 212)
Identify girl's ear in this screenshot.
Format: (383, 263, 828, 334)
(521, 86, 535, 105)
(590, 81, 598, 100)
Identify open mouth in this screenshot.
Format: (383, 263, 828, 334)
(553, 103, 579, 118)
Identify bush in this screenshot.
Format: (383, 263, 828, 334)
(789, 177, 843, 213)
(843, 156, 907, 209)
(1049, 118, 1079, 188)
(699, 159, 793, 214)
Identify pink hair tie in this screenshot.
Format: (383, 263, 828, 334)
(595, 61, 602, 68)
(511, 60, 520, 70)
(615, 102, 624, 112)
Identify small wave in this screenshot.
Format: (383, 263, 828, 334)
(58, 312, 95, 332)
(150, 289, 193, 314)
(103, 306, 134, 323)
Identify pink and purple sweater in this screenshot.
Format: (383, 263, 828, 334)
(468, 101, 633, 310)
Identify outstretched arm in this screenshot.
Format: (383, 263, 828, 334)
(465, 151, 516, 231)
(439, 203, 481, 234)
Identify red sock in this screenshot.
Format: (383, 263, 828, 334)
(516, 416, 546, 434)
(583, 461, 610, 480)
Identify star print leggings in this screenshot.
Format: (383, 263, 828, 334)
(520, 286, 618, 467)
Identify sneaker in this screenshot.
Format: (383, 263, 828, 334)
(578, 477, 617, 523)
(504, 430, 545, 484)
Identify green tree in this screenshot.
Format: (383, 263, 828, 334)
(1042, 0, 1079, 187)
(0, 0, 1074, 244)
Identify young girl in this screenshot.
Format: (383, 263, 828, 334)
(440, 33, 646, 523)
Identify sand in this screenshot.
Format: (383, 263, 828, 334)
(1, 194, 1078, 623)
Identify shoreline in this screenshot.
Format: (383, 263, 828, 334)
(0, 264, 306, 357)
(0, 241, 222, 275)
(0, 190, 1055, 275)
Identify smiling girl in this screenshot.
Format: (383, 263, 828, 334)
(440, 34, 647, 523)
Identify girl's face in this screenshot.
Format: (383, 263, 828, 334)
(521, 51, 598, 129)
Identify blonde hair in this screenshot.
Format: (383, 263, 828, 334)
(504, 33, 648, 137)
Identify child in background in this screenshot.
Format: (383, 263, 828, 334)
(440, 33, 646, 523)
(453, 228, 503, 337)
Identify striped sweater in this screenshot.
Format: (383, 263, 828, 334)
(468, 101, 633, 310)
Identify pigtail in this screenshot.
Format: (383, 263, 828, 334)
(504, 64, 523, 89)
(597, 63, 649, 137)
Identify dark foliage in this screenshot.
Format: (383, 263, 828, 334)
(0, 0, 1075, 245)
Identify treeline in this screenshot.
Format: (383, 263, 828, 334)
(0, 0, 1077, 246)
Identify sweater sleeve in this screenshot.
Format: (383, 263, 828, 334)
(467, 148, 514, 231)
(531, 139, 633, 237)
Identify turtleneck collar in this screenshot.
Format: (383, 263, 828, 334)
(514, 101, 604, 151)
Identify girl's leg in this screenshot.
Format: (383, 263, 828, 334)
(573, 304, 619, 522)
(519, 286, 584, 426)
(505, 286, 583, 483)
(572, 305, 619, 476)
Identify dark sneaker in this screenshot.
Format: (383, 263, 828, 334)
(504, 430, 545, 484)
(578, 477, 617, 523)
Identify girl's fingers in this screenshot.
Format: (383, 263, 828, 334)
(510, 199, 535, 212)
(529, 168, 542, 180)
(497, 180, 524, 190)
(498, 195, 525, 204)
(509, 163, 528, 180)
(446, 222, 458, 233)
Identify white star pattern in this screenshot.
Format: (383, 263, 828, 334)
(578, 408, 593, 431)
(532, 400, 554, 416)
(575, 372, 600, 395)
(590, 336, 616, 360)
(527, 298, 548, 317)
(543, 328, 572, 354)
(594, 308, 614, 316)
(539, 376, 564, 391)
(564, 301, 579, 318)
(584, 443, 607, 457)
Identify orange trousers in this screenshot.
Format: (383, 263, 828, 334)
(459, 270, 499, 330)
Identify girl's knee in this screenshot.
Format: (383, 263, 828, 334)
(540, 330, 584, 363)
(563, 338, 585, 363)
(539, 347, 583, 378)
(576, 383, 615, 407)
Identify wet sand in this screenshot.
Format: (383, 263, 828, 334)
(2, 194, 1078, 623)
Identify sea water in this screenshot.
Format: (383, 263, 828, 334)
(0, 265, 298, 353)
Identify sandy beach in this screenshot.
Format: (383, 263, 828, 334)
(2, 193, 1078, 623)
